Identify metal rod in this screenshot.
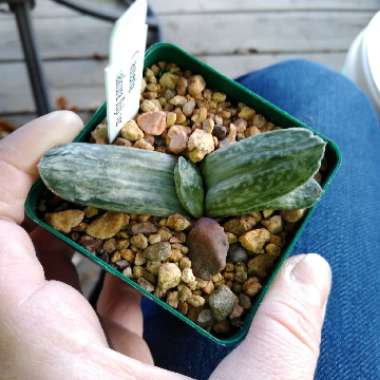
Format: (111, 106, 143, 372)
(10, 0, 52, 115)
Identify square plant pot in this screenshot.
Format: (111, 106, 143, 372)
(25, 42, 341, 346)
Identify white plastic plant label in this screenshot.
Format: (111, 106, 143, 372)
(105, 0, 148, 143)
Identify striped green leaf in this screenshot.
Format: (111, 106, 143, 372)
(39, 143, 186, 216)
(203, 128, 325, 217)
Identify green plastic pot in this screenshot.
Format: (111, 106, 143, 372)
(25, 42, 342, 347)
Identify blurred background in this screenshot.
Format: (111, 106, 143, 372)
(0, 0, 379, 132)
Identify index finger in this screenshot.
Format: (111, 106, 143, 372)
(0, 111, 83, 224)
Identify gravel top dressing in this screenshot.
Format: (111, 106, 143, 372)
(36, 59, 327, 340)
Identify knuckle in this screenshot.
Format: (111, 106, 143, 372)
(263, 298, 322, 356)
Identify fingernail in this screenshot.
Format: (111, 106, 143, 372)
(291, 254, 329, 284)
(290, 254, 332, 307)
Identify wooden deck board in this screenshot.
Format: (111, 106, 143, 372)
(1, 0, 378, 19)
(1, 52, 346, 115)
(149, 0, 380, 12)
(0, 11, 372, 61)
(0, 0, 377, 120)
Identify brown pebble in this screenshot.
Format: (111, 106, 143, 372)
(131, 222, 157, 235)
(212, 272, 224, 285)
(239, 293, 252, 310)
(120, 120, 144, 141)
(144, 242, 171, 261)
(203, 280, 215, 295)
(183, 99, 196, 116)
(188, 218, 229, 280)
(159, 72, 178, 90)
(213, 320, 231, 334)
(188, 294, 206, 308)
(170, 248, 183, 262)
(176, 77, 188, 95)
(146, 261, 160, 276)
(178, 285, 192, 302)
(179, 256, 192, 270)
(226, 232, 238, 244)
(178, 301, 189, 315)
(243, 277, 262, 297)
(269, 234, 283, 247)
(142, 268, 156, 284)
(239, 228, 271, 254)
(115, 260, 130, 271)
(137, 111, 167, 135)
(187, 306, 202, 322)
(158, 227, 172, 241)
(188, 75, 206, 97)
(245, 126, 260, 137)
(130, 234, 148, 249)
(116, 239, 129, 250)
(114, 137, 132, 147)
(122, 266, 132, 277)
(281, 209, 306, 223)
(212, 125, 227, 140)
(166, 291, 179, 308)
(137, 277, 154, 293)
(166, 214, 191, 231)
(90, 123, 108, 144)
(197, 309, 213, 326)
(158, 263, 181, 291)
(247, 255, 275, 279)
(84, 207, 98, 218)
(133, 138, 154, 151)
(229, 303, 244, 319)
(133, 265, 144, 279)
(262, 215, 283, 234)
(78, 235, 102, 253)
(174, 231, 187, 243)
(134, 251, 146, 266)
(232, 282, 242, 293)
(103, 239, 117, 253)
(224, 215, 258, 236)
(148, 233, 161, 244)
(141, 99, 161, 112)
(234, 267, 248, 284)
(72, 222, 88, 232)
(225, 262, 235, 272)
(253, 114, 266, 128)
(86, 212, 125, 239)
(120, 248, 135, 263)
(166, 125, 188, 154)
(46, 209, 84, 234)
(230, 318, 244, 328)
(266, 243, 281, 257)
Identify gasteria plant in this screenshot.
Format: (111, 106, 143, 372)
(39, 128, 326, 219)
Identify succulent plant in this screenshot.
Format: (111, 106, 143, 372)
(39, 127, 325, 218)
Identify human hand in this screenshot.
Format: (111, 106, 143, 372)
(0, 111, 331, 380)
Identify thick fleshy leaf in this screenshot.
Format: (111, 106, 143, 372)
(203, 128, 325, 217)
(174, 157, 204, 218)
(255, 178, 322, 211)
(39, 143, 185, 216)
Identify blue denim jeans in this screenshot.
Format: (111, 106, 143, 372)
(143, 60, 380, 380)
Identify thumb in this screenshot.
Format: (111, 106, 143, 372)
(211, 253, 331, 380)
